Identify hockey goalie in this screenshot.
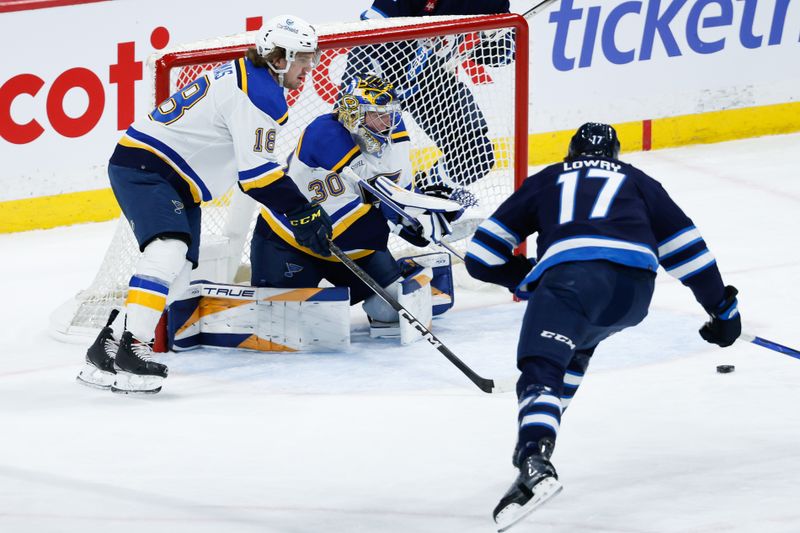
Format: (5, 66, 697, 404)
(163, 74, 465, 355)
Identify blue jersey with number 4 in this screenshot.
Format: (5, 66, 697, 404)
(466, 156, 726, 310)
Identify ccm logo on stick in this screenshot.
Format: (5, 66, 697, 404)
(540, 330, 576, 350)
(399, 310, 441, 348)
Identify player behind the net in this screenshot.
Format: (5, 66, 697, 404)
(76, 15, 333, 395)
(352, 0, 515, 194)
(465, 123, 742, 531)
(250, 73, 462, 336)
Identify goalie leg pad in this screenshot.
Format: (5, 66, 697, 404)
(365, 264, 436, 344)
(398, 252, 454, 316)
(162, 282, 350, 352)
(364, 279, 402, 339)
(398, 266, 434, 346)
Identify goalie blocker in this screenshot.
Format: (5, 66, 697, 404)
(158, 253, 454, 351)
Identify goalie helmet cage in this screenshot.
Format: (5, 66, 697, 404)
(49, 13, 529, 341)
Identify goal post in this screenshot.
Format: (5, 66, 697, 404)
(50, 13, 529, 341)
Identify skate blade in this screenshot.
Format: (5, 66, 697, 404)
(75, 364, 115, 390)
(369, 325, 401, 338)
(495, 477, 563, 532)
(111, 371, 164, 395)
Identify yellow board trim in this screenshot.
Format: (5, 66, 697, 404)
(0, 188, 120, 233)
(527, 101, 800, 166)
(3, 101, 800, 234)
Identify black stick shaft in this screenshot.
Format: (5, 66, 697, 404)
(328, 240, 497, 393)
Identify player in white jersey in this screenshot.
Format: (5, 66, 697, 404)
(250, 74, 458, 332)
(76, 15, 333, 394)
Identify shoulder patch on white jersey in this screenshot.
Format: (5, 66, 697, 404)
(234, 57, 289, 125)
(297, 114, 361, 172)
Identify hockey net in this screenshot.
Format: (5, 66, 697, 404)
(50, 14, 528, 340)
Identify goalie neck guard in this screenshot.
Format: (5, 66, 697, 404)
(338, 74, 402, 154)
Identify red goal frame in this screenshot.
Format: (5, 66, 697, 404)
(153, 13, 529, 195)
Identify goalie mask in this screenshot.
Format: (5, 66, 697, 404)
(338, 74, 402, 154)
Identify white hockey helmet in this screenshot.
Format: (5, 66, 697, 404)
(256, 15, 319, 73)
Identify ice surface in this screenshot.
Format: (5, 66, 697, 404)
(1, 134, 799, 532)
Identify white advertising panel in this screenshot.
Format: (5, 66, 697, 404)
(1, 0, 798, 202)
(529, 0, 800, 130)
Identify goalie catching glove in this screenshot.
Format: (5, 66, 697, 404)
(372, 176, 463, 246)
(387, 211, 453, 247)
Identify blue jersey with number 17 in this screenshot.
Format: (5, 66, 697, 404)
(467, 156, 727, 310)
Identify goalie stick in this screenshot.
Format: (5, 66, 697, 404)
(327, 239, 511, 394)
(522, 0, 557, 19)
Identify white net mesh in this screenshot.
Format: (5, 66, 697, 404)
(53, 15, 526, 338)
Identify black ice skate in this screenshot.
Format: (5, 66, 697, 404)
(493, 448, 563, 532)
(111, 331, 168, 394)
(76, 309, 120, 389)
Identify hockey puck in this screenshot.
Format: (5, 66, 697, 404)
(716, 365, 735, 374)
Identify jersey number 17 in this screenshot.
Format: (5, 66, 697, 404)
(556, 169, 626, 224)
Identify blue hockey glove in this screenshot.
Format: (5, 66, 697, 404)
(286, 202, 333, 257)
(699, 285, 741, 347)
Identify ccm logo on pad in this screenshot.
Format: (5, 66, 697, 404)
(540, 330, 576, 350)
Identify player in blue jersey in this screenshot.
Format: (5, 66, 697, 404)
(351, 0, 513, 192)
(250, 74, 460, 335)
(465, 123, 742, 530)
(76, 15, 334, 395)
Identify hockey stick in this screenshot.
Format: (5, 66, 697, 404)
(327, 239, 511, 394)
(344, 169, 469, 260)
(738, 332, 800, 360)
(522, 0, 558, 19)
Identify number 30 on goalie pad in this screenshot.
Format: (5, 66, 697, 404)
(162, 282, 350, 352)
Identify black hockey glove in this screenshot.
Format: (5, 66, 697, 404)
(699, 285, 741, 347)
(286, 202, 333, 257)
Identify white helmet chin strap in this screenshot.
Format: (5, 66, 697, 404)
(268, 50, 312, 88)
(267, 63, 287, 88)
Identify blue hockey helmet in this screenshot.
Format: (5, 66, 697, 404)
(567, 122, 621, 160)
(338, 74, 402, 154)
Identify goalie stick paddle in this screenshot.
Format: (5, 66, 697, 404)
(738, 332, 800, 360)
(327, 239, 510, 394)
